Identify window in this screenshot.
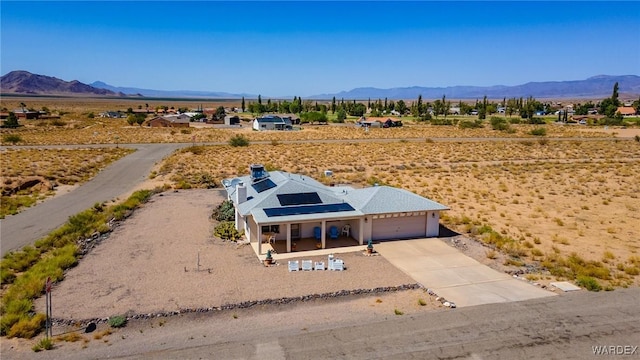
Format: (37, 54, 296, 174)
(261, 225, 280, 234)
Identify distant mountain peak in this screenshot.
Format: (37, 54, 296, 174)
(0, 70, 125, 96)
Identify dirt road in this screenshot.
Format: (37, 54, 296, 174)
(0, 143, 185, 256)
(3, 287, 638, 359)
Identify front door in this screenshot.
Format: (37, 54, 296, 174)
(291, 224, 301, 240)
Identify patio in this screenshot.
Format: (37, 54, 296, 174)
(253, 235, 363, 261)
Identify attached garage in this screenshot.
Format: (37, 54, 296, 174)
(371, 212, 427, 241)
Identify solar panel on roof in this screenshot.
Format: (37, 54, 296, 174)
(264, 203, 355, 217)
(252, 178, 277, 193)
(277, 192, 322, 206)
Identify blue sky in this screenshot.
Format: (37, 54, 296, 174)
(2, 1, 638, 97)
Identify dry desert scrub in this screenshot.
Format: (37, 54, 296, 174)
(0, 147, 134, 218)
(1, 116, 614, 145)
(155, 139, 640, 287)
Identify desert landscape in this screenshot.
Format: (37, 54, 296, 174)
(1, 96, 639, 355)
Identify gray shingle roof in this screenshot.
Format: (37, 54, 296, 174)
(222, 171, 448, 223)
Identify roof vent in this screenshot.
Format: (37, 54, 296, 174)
(250, 164, 269, 183)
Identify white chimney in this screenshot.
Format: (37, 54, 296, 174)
(236, 182, 247, 204)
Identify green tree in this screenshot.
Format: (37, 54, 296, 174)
(241, 97, 245, 112)
(336, 108, 347, 123)
(215, 106, 226, 120)
(331, 96, 336, 114)
(3, 112, 19, 128)
(396, 100, 407, 115)
(300, 111, 328, 124)
(258, 95, 262, 105)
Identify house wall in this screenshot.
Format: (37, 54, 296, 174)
(248, 216, 258, 243)
(426, 211, 440, 237)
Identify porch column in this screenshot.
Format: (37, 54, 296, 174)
(257, 226, 262, 255)
(359, 218, 365, 245)
(321, 220, 327, 249)
(286, 223, 291, 253)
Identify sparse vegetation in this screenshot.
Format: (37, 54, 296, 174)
(0, 189, 158, 338)
(576, 275, 602, 291)
(214, 221, 243, 241)
(229, 134, 249, 147)
(108, 315, 127, 328)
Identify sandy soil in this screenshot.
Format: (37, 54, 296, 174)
(580, 127, 640, 138)
(34, 189, 432, 321)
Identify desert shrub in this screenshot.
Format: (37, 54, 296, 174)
(624, 266, 640, 276)
(214, 221, 243, 241)
(418, 298, 427, 306)
(108, 315, 127, 328)
(529, 127, 547, 136)
(49, 119, 67, 127)
(175, 180, 192, 189)
(394, 308, 404, 315)
(32, 336, 54, 352)
(229, 135, 249, 147)
(180, 129, 192, 134)
(2, 134, 22, 144)
(458, 120, 483, 129)
(2, 245, 42, 273)
(184, 145, 205, 155)
(7, 313, 46, 338)
(430, 117, 451, 125)
(576, 275, 601, 291)
(490, 117, 511, 131)
(56, 332, 85, 342)
(508, 117, 522, 124)
(192, 172, 216, 188)
(635, 135, 640, 143)
(526, 117, 545, 124)
(214, 200, 235, 222)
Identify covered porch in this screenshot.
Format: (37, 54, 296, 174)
(253, 217, 367, 255)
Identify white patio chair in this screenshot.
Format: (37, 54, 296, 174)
(332, 259, 344, 271)
(314, 261, 325, 271)
(341, 224, 351, 237)
(288, 260, 299, 272)
(301, 260, 313, 271)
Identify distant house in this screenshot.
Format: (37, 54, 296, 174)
(224, 115, 240, 126)
(277, 113, 301, 125)
(146, 114, 190, 128)
(357, 116, 401, 128)
(253, 115, 292, 131)
(617, 106, 637, 116)
(13, 109, 40, 119)
(100, 111, 123, 118)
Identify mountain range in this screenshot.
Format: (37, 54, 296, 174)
(2, 70, 639, 100)
(89, 81, 256, 99)
(0, 71, 127, 97)
(311, 75, 640, 100)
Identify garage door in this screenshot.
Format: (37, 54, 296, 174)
(371, 214, 426, 241)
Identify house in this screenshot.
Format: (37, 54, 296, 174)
(13, 109, 40, 119)
(145, 114, 190, 128)
(224, 115, 241, 126)
(222, 165, 449, 255)
(617, 106, 637, 116)
(253, 115, 292, 131)
(100, 111, 123, 118)
(356, 116, 390, 128)
(277, 113, 301, 125)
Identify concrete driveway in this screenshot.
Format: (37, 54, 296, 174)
(375, 238, 555, 307)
